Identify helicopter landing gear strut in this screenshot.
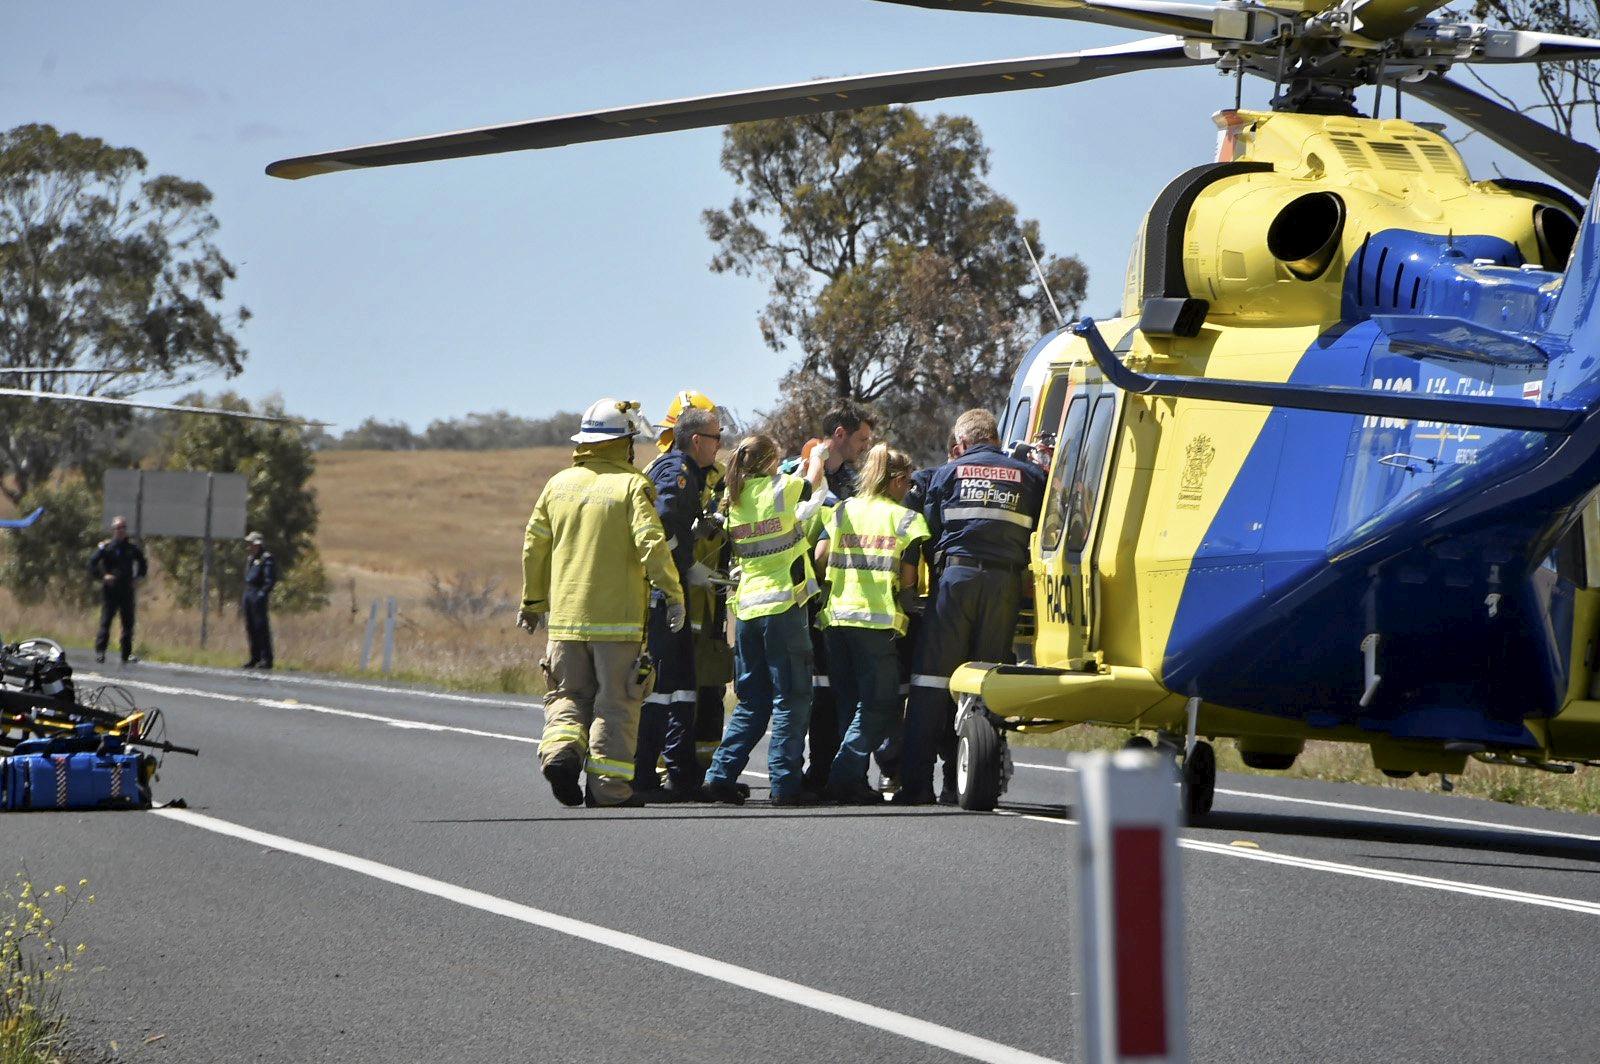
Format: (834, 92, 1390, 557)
(1176, 695, 1215, 818)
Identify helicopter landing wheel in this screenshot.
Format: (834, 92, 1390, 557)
(955, 698, 1006, 812)
(1124, 735, 1153, 750)
(1182, 740, 1216, 819)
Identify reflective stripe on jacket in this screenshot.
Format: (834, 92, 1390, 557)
(727, 473, 816, 621)
(820, 496, 930, 635)
(522, 444, 685, 641)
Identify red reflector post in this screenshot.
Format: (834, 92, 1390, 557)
(1112, 827, 1167, 1056)
(1073, 750, 1187, 1064)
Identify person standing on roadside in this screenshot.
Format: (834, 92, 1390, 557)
(520, 398, 686, 810)
(813, 444, 928, 804)
(241, 531, 277, 670)
(702, 434, 828, 806)
(635, 400, 724, 801)
(88, 516, 147, 665)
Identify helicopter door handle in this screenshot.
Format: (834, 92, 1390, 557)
(1378, 452, 1438, 474)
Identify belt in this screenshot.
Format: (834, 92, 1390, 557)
(944, 556, 1024, 574)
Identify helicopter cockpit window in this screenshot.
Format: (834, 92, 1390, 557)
(1040, 395, 1088, 552)
(1036, 379, 1068, 448)
(1066, 396, 1117, 553)
(1010, 397, 1032, 446)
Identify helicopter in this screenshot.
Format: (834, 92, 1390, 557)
(267, 0, 1600, 816)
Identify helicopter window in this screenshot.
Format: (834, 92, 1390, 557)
(1066, 396, 1117, 554)
(1036, 379, 1068, 446)
(1010, 397, 1033, 446)
(1040, 395, 1089, 552)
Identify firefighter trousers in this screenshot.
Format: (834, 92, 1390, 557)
(539, 639, 648, 806)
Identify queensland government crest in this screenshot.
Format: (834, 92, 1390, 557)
(1176, 433, 1216, 510)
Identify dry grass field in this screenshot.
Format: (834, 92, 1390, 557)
(0, 448, 574, 693)
(4, 445, 1600, 811)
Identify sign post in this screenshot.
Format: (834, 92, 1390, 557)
(1071, 749, 1188, 1064)
(199, 474, 215, 648)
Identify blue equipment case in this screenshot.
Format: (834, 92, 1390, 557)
(1, 729, 152, 811)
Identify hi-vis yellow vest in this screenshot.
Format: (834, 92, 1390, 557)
(820, 496, 929, 635)
(727, 473, 817, 621)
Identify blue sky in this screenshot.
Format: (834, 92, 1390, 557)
(5, 1, 1557, 432)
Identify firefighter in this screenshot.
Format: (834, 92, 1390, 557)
(897, 409, 1046, 805)
(634, 399, 724, 800)
(520, 398, 685, 809)
(812, 443, 929, 803)
(89, 515, 147, 664)
(702, 434, 828, 805)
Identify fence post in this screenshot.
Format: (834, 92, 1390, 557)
(382, 596, 397, 676)
(360, 600, 378, 671)
(1071, 749, 1187, 1064)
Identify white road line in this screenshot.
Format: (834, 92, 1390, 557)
(153, 807, 1059, 1064)
(1011, 759, 1600, 847)
(84, 661, 540, 711)
(79, 675, 537, 746)
(104, 669, 1600, 851)
(993, 811, 1600, 917)
(1210, 788, 1600, 845)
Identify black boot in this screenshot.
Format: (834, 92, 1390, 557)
(542, 758, 584, 808)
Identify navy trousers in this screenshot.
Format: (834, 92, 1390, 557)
(243, 590, 273, 667)
(636, 596, 701, 790)
(902, 565, 1022, 798)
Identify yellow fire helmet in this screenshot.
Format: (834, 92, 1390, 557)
(656, 389, 717, 452)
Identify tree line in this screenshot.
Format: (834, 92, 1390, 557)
(309, 409, 585, 452)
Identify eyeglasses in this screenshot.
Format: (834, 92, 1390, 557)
(693, 432, 723, 442)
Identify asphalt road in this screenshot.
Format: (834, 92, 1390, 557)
(10, 658, 1600, 1063)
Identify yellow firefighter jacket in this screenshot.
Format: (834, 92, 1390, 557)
(522, 442, 685, 642)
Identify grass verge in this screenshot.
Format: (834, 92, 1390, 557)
(1, 877, 92, 1064)
(0, 591, 546, 698)
(1014, 726, 1600, 816)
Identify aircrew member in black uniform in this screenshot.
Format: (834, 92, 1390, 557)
(634, 403, 724, 800)
(897, 409, 1046, 805)
(242, 531, 278, 669)
(88, 516, 147, 664)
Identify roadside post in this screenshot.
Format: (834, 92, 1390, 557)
(381, 596, 397, 675)
(359, 601, 378, 671)
(1071, 749, 1188, 1064)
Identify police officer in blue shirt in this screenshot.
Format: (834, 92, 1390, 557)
(634, 404, 723, 800)
(242, 532, 278, 669)
(896, 409, 1045, 805)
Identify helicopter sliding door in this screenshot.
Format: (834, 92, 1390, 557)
(1035, 378, 1122, 664)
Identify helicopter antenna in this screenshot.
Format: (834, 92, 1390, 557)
(1024, 237, 1066, 329)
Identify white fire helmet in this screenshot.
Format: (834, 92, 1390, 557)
(572, 398, 654, 444)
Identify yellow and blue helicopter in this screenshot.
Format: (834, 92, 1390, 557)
(267, 0, 1600, 815)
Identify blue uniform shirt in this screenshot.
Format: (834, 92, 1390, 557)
(646, 448, 707, 580)
(921, 443, 1047, 567)
(245, 551, 278, 597)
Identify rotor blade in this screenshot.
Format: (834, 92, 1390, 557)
(1353, 0, 1454, 41)
(0, 389, 326, 427)
(1407, 73, 1600, 195)
(0, 368, 140, 377)
(268, 37, 1205, 179)
(1465, 29, 1600, 63)
(869, 0, 1219, 37)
